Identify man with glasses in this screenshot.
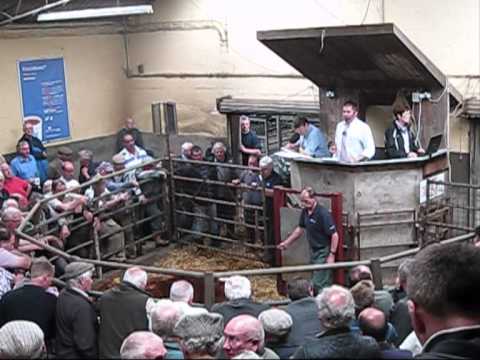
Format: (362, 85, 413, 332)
(335, 100, 375, 163)
(277, 187, 339, 293)
(223, 314, 279, 359)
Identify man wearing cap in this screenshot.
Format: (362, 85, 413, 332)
(278, 187, 339, 293)
(78, 149, 98, 184)
(47, 146, 73, 180)
(18, 121, 49, 183)
(259, 309, 296, 359)
(0, 320, 46, 359)
(239, 156, 282, 260)
(56, 262, 98, 359)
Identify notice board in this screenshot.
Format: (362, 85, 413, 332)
(18, 57, 71, 142)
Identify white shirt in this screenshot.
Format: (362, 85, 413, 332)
(400, 331, 422, 356)
(335, 117, 375, 163)
(119, 146, 152, 170)
(396, 121, 411, 154)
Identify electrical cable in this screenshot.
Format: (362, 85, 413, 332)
(430, 79, 449, 103)
(360, 0, 372, 25)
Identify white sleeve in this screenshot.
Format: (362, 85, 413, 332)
(0, 249, 23, 268)
(361, 123, 376, 160)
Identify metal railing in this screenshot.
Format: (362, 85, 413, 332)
(14, 158, 477, 309)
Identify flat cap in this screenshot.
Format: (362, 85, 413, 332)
(0, 320, 45, 359)
(258, 308, 293, 336)
(58, 146, 73, 156)
(174, 312, 223, 340)
(61, 262, 94, 281)
(112, 154, 126, 165)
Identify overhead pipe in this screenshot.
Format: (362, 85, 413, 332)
(0, 0, 72, 27)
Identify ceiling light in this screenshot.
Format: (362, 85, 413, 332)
(37, 5, 153, 22)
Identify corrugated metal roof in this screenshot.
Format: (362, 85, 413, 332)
(464, 98, 480, 118)
(217, 97, 320, 115)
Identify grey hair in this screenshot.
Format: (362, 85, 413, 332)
(233, 351, 262, 359)
(151, 303, 182, 339)
(224, 276, 251, 300)
(258, 309, 293, 337)
(67, 270, 93, 289)
(2, 198, 19, 210)
(181, 142, 193, 154)
(120, 331, 165, 360)
(78, 149, 93, 160)
(239, 115, 250, 123)
(212, 142, 226, 152)
(17, 140, 30, 151)
(170, 280, 194, 302)
(123, 267, 147, 289)
(398, 258, 415, 286)
(259, 156, 273, 168)
(1, 207, 22, 221)
(316, 285, 355, 329)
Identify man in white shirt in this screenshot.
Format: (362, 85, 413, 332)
(118, 134, 152, 170)
(335, 101, 375, 163)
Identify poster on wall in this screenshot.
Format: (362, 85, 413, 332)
(18, 57, 71, 143)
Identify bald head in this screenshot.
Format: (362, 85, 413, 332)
(120, 331, 167, 359)
(224, 315, 264, 359)
(358, 307, 388, 342)
(349, 265, 373, 287)
(62, 161, 75, 180)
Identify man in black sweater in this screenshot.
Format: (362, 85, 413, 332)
(0, 257, 57, 353)
(56, 262, 98, 359)
(98, 267, 151, 359)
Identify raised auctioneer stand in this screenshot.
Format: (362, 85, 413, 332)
(257, 23, 462, 281)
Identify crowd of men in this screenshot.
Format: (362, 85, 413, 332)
(0, 241, 478, 359)
(0, 111, 477, 359)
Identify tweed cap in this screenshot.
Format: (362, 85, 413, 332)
(61, 262, 94, 281)
(96, 161, 114, 174)
(57, 146, 73, 156)
(174, 312, 224, 340)
(258, 308, 293, 336)
(112, 154, 126, 165)
(0, 320, 44, 359)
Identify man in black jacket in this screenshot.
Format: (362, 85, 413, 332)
(176, 145, 217, 243)
(212, 275, 269, 326)
(408, 243, 480, 359)
(284, 279, 322, 348)
(56, 262, 98, 359)
(0, 257, 56, 353)
(292, 285, 380, 359)
(385, 105, 425, 159)
(98, 266, 151, 359)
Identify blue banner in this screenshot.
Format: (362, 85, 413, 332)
(18, 57, 71, 142)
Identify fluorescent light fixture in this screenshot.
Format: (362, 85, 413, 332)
(37, 5, 153, 21)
